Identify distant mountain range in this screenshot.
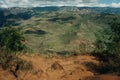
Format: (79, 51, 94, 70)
(1, 6, 120, 14)
(0, 6, 120, 27)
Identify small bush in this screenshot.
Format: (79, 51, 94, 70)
(0, 27, 26, 52)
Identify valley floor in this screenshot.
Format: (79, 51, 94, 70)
(0, 55, 120, 80)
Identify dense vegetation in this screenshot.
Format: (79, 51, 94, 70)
(0, 27, 26, 53)
(93, 17, 120, 74)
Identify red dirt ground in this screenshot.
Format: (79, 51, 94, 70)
(0, 55, 120, 80)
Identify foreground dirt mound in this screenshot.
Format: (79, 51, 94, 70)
(51, 62, 64, 70)
(0, 55, 120, 80)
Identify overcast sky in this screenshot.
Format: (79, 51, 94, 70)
(0, 0, 120, 8)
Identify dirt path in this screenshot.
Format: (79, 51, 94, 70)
(0, 55, 120, 80)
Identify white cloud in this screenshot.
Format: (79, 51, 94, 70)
(95, 3, 120, 7)
(0, 0, 98, 7)
(0, 0, 120, 7)
(77, 3, 120, 7)
(111, 3, 120, 7)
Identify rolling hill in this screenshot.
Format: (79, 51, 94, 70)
(0, 6, 120, 54)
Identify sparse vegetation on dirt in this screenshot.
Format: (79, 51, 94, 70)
(0, 51, 32, 78)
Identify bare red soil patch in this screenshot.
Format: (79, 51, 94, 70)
(0, 55, 120, 80)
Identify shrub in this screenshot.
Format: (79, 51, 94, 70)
(0, 27, 26, 53)
(0, 27, 32, 77)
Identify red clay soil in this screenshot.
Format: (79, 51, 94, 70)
(0, 55, 120, 80)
